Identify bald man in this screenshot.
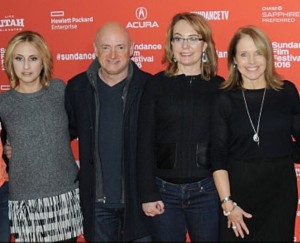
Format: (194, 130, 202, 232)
(65, 22, 152, 242)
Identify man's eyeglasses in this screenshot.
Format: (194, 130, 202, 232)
(171, 36, 203, 45)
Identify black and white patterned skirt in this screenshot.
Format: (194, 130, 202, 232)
(9, 188, 83, 242)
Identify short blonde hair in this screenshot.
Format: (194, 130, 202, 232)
(4, 30, 53, 88)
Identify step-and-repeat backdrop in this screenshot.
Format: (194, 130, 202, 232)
(1, 0, 300, 241)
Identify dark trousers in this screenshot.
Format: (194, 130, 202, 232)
(94, 204, 151, 242)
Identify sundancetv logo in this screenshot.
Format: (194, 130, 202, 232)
(127, 7, 159, 29)
(192, 10, 229, 21)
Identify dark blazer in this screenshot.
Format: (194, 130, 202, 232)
(137, 71, 224, 202)
(65, 59, 152, 242)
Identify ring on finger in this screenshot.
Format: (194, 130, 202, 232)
(232, 225, 237, 229)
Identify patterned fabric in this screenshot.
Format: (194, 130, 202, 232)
(9, 188, 83, 242)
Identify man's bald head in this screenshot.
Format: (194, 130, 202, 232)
(95, 22, 132, 46)
(93, 21, 134, 85)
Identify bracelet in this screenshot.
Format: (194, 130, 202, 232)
(223, 202, 237, 216)
(221, 195, 232, 204)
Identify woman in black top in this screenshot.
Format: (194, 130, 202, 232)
(211, 25, 300, 241)
(137, 12, 224, 242)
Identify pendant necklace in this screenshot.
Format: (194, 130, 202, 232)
(242, 88, 266, 146)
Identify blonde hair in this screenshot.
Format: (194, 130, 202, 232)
(222, 25, 282, 90)
(4, 30, 53, 88)
(163, 12, 218, 80)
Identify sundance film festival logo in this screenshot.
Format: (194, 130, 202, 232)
(127, 7, 159, 28)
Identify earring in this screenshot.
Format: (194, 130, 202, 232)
(172, 57, 177, 63)
(233, 63, 237, 69)
(201, 52, 208, 63)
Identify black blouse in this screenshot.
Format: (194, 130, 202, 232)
(210, 80, 300, 171)
(137, 71, 224, 202)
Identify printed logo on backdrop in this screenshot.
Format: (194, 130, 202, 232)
(50, 10, 93, 30)
(128, 7, 161, 68)
(192, 10, 229, 61)
(127, 7, 159, 28)
(131, 42, 162, 68)
(0, 47, 5, 72)
(0, 84, 10, 91)
(0, 15, 25, 32)
(0, 47, 11, 91)
(272, 41, 300, 69)
(216, 50, 228, 61)
(56, 52, 95, 62)
(192, 10, 230, 21)
(50, 10, 95, 61)
(135, 7, 147, 21)
(261, 6, 300, 69)
(262, 6, 300, 23)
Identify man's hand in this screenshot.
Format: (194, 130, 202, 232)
(142, 201, 165, 217)
(3, 143, 12, 160)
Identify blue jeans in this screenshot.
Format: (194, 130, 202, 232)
(0, 182, 10, 243)
(150, 177, 219, 242)
(94, 205, 125, 242)
(94, 204, 151, 242)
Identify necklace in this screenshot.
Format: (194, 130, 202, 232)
(242, 88, 266, 146)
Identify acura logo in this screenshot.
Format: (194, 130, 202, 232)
(135, 7, 147, 20)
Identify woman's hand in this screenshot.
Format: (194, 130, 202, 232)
(224, 202, 252, 238)
(142, 201, 165, 217)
